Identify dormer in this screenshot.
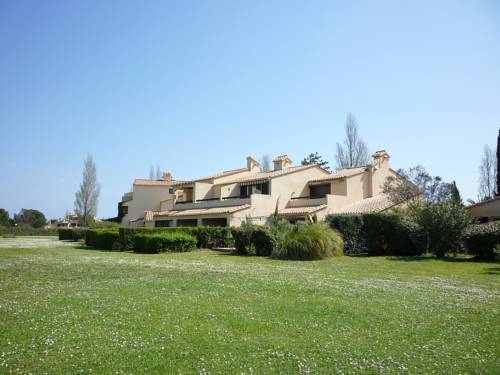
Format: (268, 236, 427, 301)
(246, 156, 261, 173)
(273, 155, 293, 171)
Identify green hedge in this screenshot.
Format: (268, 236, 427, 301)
(85, 228, 120, 250)
(58, 228, 74, 240)
(231, 225, 273, 256)
(463, 222, 500, 260)
(133, 233, 197, 253)
(119, 227, 232, 250)
(0, 226, 58, 237)
(326, 213, 424, 256)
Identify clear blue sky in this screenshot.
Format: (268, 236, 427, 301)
(1, 0, 499, 219)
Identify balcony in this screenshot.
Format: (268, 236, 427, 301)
(173, 196, 251, 210)
(287, 196, 327, 208)
(121, 192, 133, 203)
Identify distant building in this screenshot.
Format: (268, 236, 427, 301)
(467, 196, 500, 223)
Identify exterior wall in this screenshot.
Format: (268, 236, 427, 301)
(369, 156, 393, 196)
(468, 199, 500, 219)
(220, 183, 240, 199)
(194, 182, 213, 201)
(121, 184, 173, 226)
(271, 166, 331, 210)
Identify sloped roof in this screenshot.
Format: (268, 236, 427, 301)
(279, 204, 327, 217)
(154, 204, 250, 218)
(134, 179, 174, 186)
(171, 167, 248, 187)
(466, 195, 500, 209)
(222, 164, 322, 185)
(333, 194, 395, 215)
(308, 166, 367, 183)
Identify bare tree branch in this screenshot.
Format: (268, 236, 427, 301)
(478, 145, 496, 201)
(335, 113, 369, 169)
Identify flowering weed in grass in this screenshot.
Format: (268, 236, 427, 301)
(0, 238, 499, 373)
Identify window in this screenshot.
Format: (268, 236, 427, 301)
(201, 218, 227, 227)
(176, 219, 198, 227)
(310, 184, 330, 199)
(240, 182, 269, 197)
(155, 220, 171, 227)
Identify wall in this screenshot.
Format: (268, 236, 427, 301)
(121, 184, 173, 226)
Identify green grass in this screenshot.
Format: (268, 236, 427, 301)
(0, 237, 499, 374)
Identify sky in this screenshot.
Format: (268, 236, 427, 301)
(0, 0, 499, 219)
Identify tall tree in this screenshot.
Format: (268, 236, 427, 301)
(496, 129, 500, 196)
(155, 165, 162, 180)
(335, 113, 369, 169)
(450, 181, 462, 206)
(0, 208, 10, 227)
(75, 154, 100, 226)
(14, 209, 46, 228)
(478, 145, 496, 201)
(260, 155, 271, 172)
(301, 152, 331, 171)
(149, 165, 155, 180)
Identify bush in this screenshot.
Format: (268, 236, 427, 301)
(58, 228, 74, 240)
(71, 228, 87, 241)
(133, 233, 197, 253)
(326, 215, 365, 255)
(85, 228, 120, 250)
(271, 223, 344, 260)
(0, 226, 58, 236)
(119, 227, 232, 251)
(231, 224, 273, 256)
(413, 202, 472, 257)
(363, 213, 424, 256)
(463, 222, 500, 260)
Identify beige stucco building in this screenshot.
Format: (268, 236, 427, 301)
(120, 151, 399, 227)
(467, 196, 500, 222)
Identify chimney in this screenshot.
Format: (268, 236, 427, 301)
(246, 156, 261, 173)
(162, 172, 172, 182)
(273, 155, 293, 171)
(371, 150, 390, 170)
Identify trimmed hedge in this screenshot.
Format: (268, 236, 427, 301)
(326, 213, 424, 256)
(231, 225, 273, 256)
(85, 228, 120, 250)
(0, 226, 58, 237)
(119, 227, 232, 251)
(58, 228, 74, 240)
(133, 233, 197, 253)
(463, 222, 500, 260)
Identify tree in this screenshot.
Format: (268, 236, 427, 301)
(478, 145, 496, 201)
(301, 152, 331, 171)
(74, 154, 100, 226)
(14, 209, 46, 228)
(335, 113, 369, 169)
(496, 129, 500, 196)
(260, 155, 271, 172)
(450, 181, 462, 206)
(149, 165, 155, 180)
(383, 165, 453, 209)
(155, 166, 162, 180)
(0, 208, 10, 227)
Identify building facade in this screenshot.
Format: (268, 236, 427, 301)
(120, 151, 398, 227)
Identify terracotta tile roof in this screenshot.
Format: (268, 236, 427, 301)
(466, 195, 500, 209)
(171, 168, 248, 186)
(224, 164, 320, 185)
(134, 179, 174, 186)
(279, 204, 327, 216)
(308, 166, 366, 183)
(154, 204, 250, 218)
(333, 194, 395, 215)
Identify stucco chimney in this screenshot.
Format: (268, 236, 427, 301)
(246, 156, 261, 173)
(162, 172, 172, 182)
(273, 155, 293, 171)
(371, 150, 390, 169)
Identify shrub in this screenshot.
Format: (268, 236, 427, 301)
(119, 227, 232, 251)
(85, 228, 120, 250)
(58, 228, 74, 240)
(71, 228, 87, 242)
(231, 224, 273, 256)
(413, 202, 472, 257)
(463, 222, 500, 260)
(326, 215, 365, 255)
(363, 213, 424, 256)
(271, 223, 344, 260)
(0, 226, 58, 236)
(133, 233, 197, 253)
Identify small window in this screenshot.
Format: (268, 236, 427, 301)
(155, 220, 171, 227)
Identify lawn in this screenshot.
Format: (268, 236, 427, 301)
(0, 237, 499, 374)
